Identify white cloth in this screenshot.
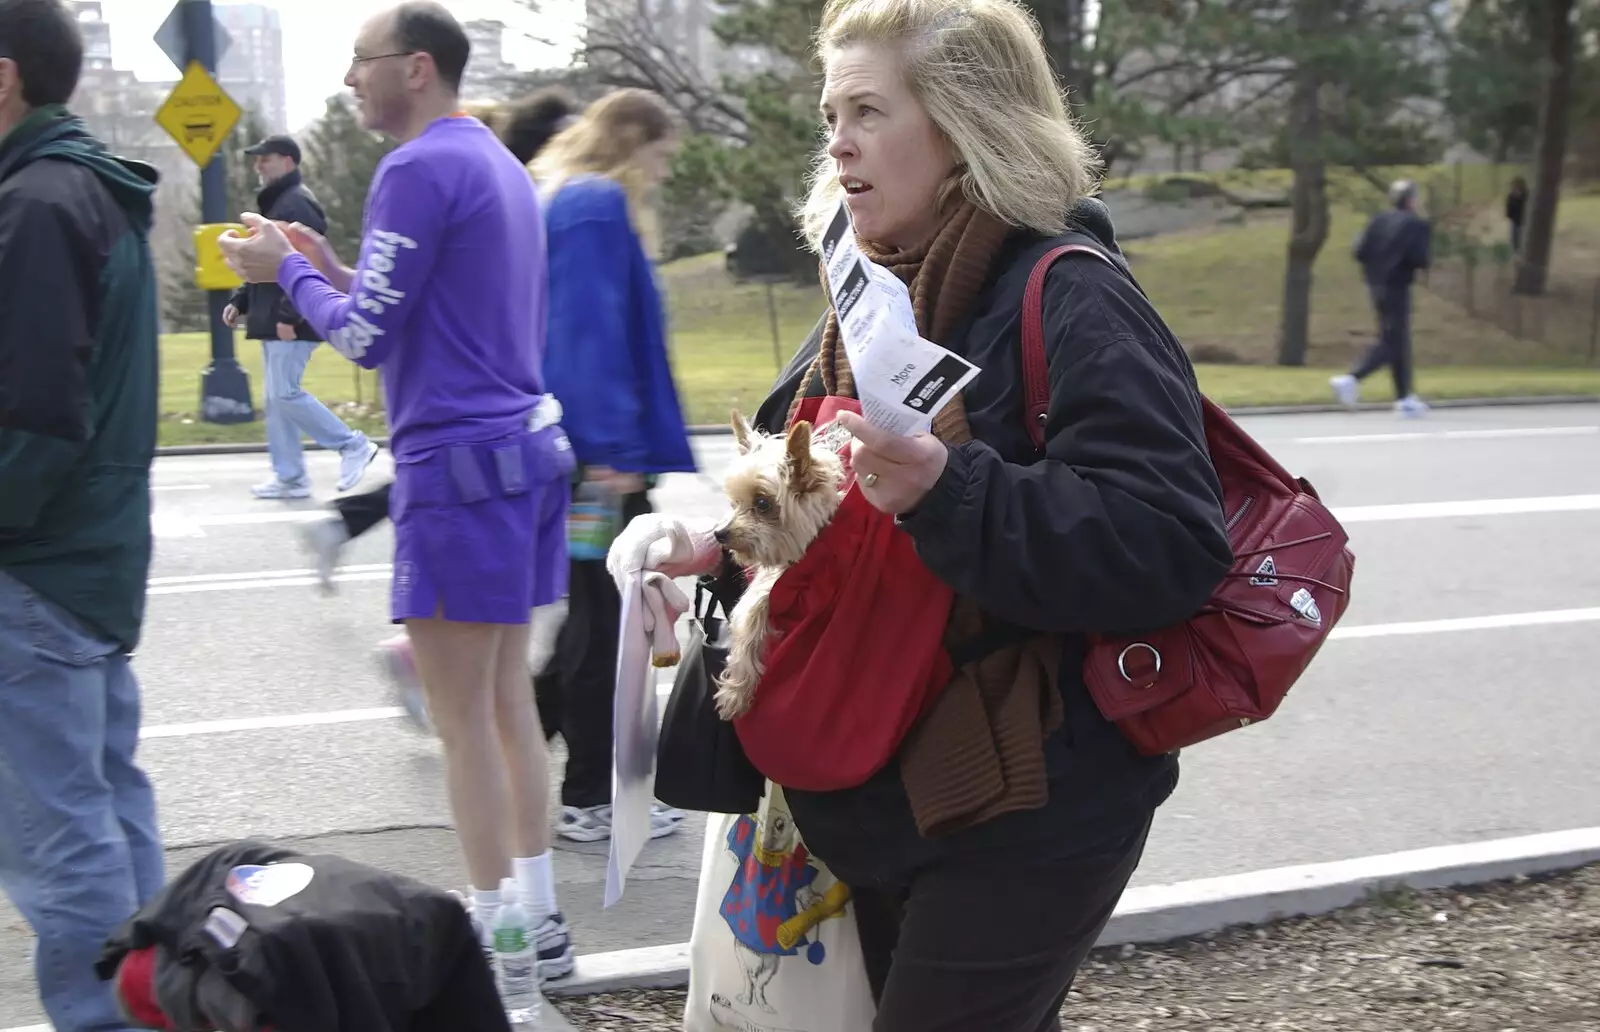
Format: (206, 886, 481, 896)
(604, 570, 689, 907)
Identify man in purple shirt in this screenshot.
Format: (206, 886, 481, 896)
(219, 0, 576, 982)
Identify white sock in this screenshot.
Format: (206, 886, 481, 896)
(471, 887, 501, 937)
(513, 852, 557, 921)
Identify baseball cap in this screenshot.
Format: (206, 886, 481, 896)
(243, 134, 301, 163)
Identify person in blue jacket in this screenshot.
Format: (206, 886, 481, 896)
(528, 87, 697, 843)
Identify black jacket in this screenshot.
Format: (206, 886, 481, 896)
(1353, 207, 1431, 290)
(0, 106, 159, 651)
(227, 169, 327, 341)
(97, 841, 510, 1032)
(749, 199, 1233, 888)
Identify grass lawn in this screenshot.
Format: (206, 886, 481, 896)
(157, 189, 1600, 447)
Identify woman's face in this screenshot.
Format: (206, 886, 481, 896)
(822, 44, 956, 250)
(635, 135, 679, 188)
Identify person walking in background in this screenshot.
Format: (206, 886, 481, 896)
(1332, 178, 1431, 418)
(219, 0, 577, 984)
(225, 132, 378, 500)
(297, 86, 583, 591)
(0, 2, 166, 1027)
(521, 88, 698, 844)
(1505, 176, 1528, 253)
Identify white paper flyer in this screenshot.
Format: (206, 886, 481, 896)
(819, 201, 981, 435)
(604, 570, 659, 908)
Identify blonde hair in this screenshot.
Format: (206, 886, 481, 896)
(531, 88, 678, 256)
(799, 0, 1101, 249)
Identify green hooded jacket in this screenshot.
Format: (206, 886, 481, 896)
(0, 106, 160, 651)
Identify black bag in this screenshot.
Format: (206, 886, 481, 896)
(653, 573, 765, 815)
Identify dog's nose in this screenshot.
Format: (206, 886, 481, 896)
(713, 525, 730, 544)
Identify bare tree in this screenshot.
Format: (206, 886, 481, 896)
(580, 0, 752, 141)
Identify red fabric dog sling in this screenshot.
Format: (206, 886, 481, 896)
(730, 395, 954, 791)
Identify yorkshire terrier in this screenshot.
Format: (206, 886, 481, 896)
(710, 411, 848, 719)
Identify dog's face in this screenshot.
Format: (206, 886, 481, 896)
(714, 411, 846, 568)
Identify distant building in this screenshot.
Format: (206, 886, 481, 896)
(584, 0, 771, 91)
(462, 19, 519, 103)
(69, 2, 184, 177)
(73, 0, 113, 70)
(213, 2, 290, 132)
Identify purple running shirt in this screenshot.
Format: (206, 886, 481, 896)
(278, 114, 547, 461)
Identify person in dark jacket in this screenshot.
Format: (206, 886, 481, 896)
(1505, 176, 1528, 252)
(0, 3, 166, 1029)
(606, 0, 1232, 1027)
(1331, 178, 1431, 417)
(225, 133, 378, 499)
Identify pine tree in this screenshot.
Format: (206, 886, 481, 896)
(300, 96, 397, 266)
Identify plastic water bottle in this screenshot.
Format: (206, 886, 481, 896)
(493, 878, 542, 1026)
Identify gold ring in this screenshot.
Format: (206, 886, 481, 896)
(863, 472, 879, 487)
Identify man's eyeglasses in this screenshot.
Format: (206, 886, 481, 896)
(349, 51, 415, 69)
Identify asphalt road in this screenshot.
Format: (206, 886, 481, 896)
(3, 403, 1599, 1027)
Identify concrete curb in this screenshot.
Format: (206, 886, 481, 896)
(542, 826, 1600, 998)
(154, 394, 1599, 457)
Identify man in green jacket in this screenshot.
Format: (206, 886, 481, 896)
(0, 2, 165, 1027)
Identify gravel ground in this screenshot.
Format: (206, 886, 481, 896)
(552, 863, 1600, 1031)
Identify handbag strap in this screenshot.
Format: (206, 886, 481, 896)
(1021, 239, 1147, 452)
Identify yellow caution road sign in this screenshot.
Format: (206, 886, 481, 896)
(155, 61, 241, 168)
(193, 223, 245, 291)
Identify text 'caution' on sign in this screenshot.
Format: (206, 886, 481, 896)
(155, 61, 242, 168)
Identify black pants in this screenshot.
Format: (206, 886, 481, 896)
(533, 490, 652, 809)
(1351, 284, 1414, 399)
(849, 813, 1151, 1032)
(334, 481, 393, 539)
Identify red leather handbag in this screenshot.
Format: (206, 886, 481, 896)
(730, 395, 955, 790)
(1021, 243, 1355, 756)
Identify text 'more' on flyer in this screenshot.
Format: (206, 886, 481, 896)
(819, 201, 981, 436)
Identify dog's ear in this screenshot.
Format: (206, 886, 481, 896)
(731, 410, 754, 454)
(785, 420, 814, 480)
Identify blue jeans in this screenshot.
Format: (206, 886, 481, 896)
(264, 338, 363, 485)
(0, 571, 164, 1032)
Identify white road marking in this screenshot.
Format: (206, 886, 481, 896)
(146, 564, 392, 595)
(140, 686, 680, 741)
(128, 606, 1596, 742)
(1333, 494, 1600, 523)
(1294, 426, 1597, 445)
(147, 491, 1600, 569)
(1329, 607, 1600, 640)
(151, 508, 330, 539)
(142, 707, 408, 739)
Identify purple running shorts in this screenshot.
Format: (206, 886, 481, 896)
(389, 419, 574, 625)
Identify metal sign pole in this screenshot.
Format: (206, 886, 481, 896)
(181, 0, 253, 423)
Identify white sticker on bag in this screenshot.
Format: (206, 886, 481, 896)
(225, 863, 315, 907)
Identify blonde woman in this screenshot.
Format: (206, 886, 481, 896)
(609, 0, 1232, 1027)
(531, 88, 698, 844)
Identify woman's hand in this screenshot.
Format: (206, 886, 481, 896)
(836, 410, 949, 515)
(606, 514, 723, 594)
(585, 465, 645, 496)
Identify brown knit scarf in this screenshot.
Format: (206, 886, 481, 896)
(784, 198, 1014, 443)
